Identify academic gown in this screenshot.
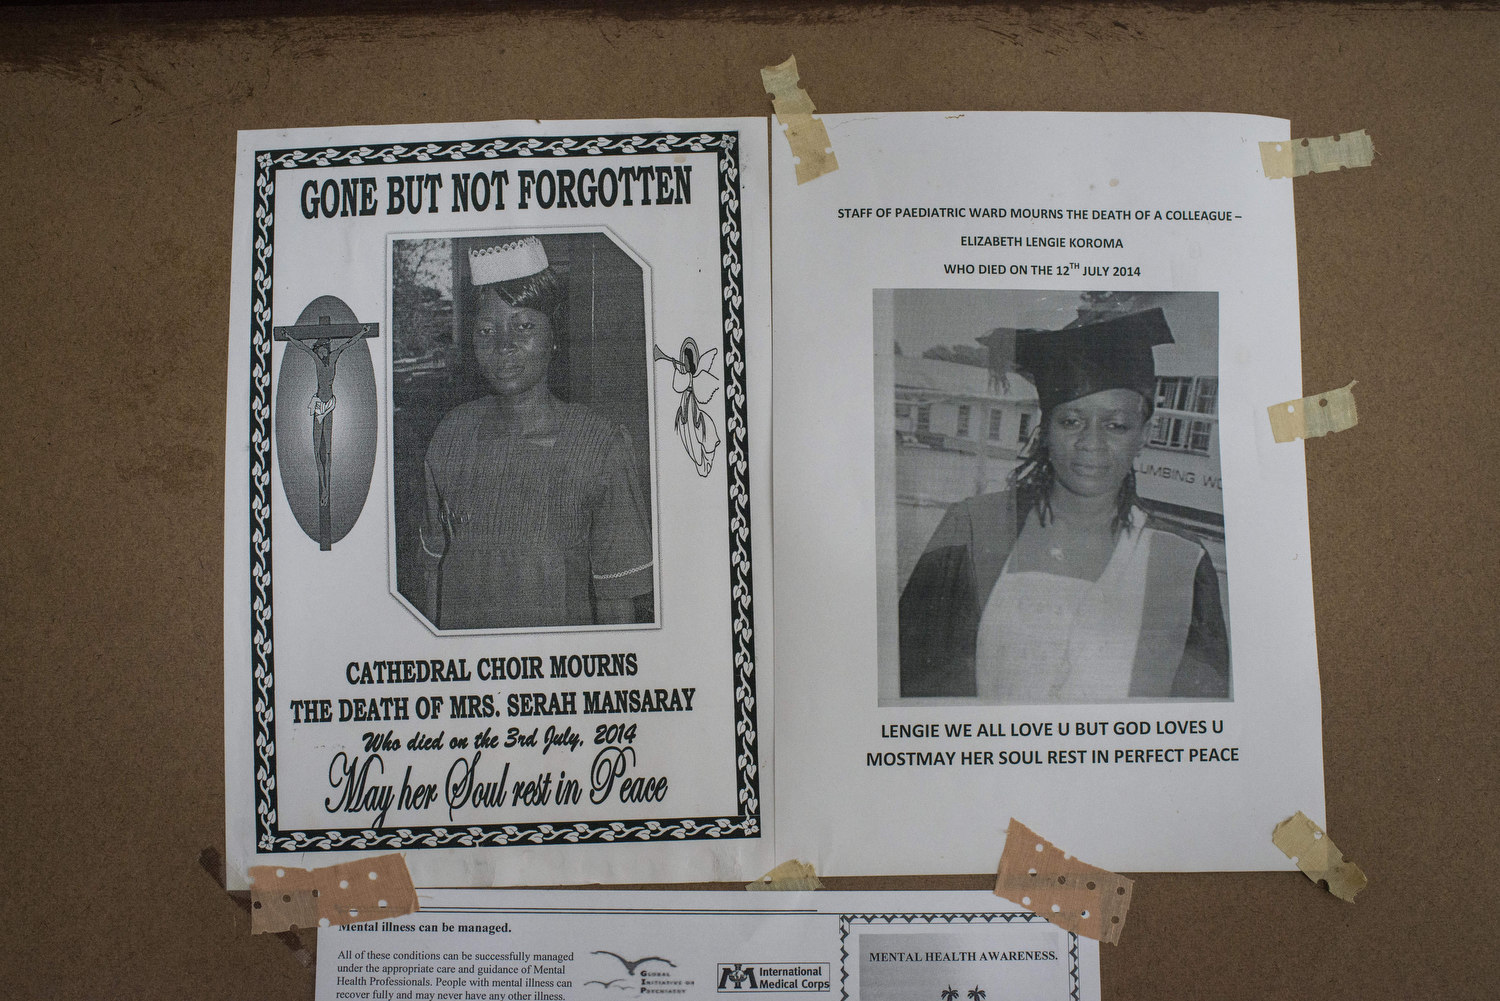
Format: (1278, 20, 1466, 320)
(898, 490, 1229, 700)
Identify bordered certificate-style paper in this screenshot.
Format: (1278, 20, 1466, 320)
(771, 113, 1325, 874)
(224, 118, 773, 888)
(314, 889, 1100, 1001)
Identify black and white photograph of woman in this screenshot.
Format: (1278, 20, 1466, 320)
(391, 232, 657, 632)
(889, 290, 1230, 703)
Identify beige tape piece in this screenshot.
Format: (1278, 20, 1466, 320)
(760, 56, 838, 185)
(1273, 812, 1368, 903)
(1268, 380, 1359, 442)
(1260, 130, 1375, 179)
(995, 819, 1133, 945)
(248, 853, 419, 934)
(746, 859, 824, 891)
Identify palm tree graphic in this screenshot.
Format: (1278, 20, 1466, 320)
(941, 986, 960, 1001)
(967, 987, 987, 1001)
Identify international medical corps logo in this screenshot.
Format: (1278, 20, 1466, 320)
(719, 964, 758, 990)
(716, 963, 831, 992)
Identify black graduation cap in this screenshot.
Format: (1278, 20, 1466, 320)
(979, 307, 1174, 414)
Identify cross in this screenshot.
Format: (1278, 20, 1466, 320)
(273, 300, 379, 551)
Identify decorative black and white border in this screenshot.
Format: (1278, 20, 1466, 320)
(837, 912, 1082, 1001)
(247, 130, 759, 852)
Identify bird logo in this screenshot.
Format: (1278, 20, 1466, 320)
(591, 951, 676, 976)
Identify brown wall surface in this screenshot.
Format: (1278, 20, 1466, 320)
(2, 3, 1496, 999)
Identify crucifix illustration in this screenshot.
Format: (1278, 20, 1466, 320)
(273, 296, 379, 551)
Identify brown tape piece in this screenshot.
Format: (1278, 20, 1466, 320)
(1268, 380, 1359, 442)
(198, 847, 316, 966)
(1272, 811, 1368, 903)
(746, 859, 824, 891)
(994, 818, 1134, 945)
(1259, 130, 1375, 179)
(760, 55, 838, 184)
(248, 853, 419, 934)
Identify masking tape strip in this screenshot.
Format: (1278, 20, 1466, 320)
(1268, 380, 1359, 442)
(994, 818, 1133, 945)
(199, 847, 316, 966)
(760, 55, 838, 185)
(248, 853, 419, 934)
(1260, 130, 1375, 179)
(746, 859, 824, 891)
(1272, 811, 1368, 902)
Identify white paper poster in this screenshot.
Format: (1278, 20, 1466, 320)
(314, 889, 1100, 1001)
(224, 118, 774, 888)
(771, 112, 1324, 874)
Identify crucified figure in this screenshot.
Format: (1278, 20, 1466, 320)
(284, 334, 358, 545)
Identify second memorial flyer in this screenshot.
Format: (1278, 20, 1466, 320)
(772, 113, 1325, 874)
(226, 111, 1325, 887)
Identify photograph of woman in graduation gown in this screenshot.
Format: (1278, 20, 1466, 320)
(898, 308, 1229, 702)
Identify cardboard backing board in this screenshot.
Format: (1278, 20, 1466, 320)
(2, 3, 1496, 999)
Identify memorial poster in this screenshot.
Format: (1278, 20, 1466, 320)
(224, 118, 773, 888)
(771, 112, 1325, 875)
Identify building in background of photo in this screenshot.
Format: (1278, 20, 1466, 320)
(891, 354, 1037, 588)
